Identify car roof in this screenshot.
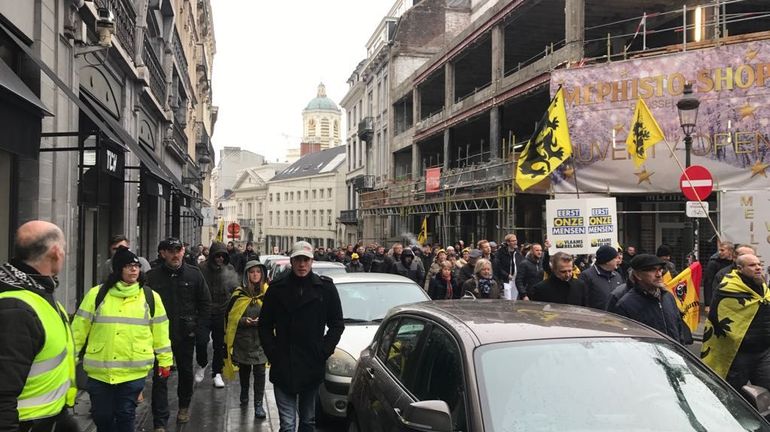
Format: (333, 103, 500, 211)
(388, 300, 664, 345)
(330, 272, 421, 285)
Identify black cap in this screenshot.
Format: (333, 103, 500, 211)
(595, 245, 619, 264)
(469, 249, 483, 259)
(656, 244, 672, 257)
(112, 246, 140, 274)
(630, 254, 666, 271)
(161, 237, 183, 251)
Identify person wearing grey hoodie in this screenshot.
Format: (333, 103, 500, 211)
(225, 260, 268, 418)
(198, 242, 240, 387)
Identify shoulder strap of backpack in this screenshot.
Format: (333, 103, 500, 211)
(143, 285, 155, 317)
(93, 284, 110, 317)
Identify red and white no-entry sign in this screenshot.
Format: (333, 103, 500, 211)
(680, 165, 713, 201)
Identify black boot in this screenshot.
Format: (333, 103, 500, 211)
(254, 401, 266, 419)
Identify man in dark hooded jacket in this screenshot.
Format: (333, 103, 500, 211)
(392, 248, 425, 284)
(198, 242, 239, 388)
(369, 245, 394, 273)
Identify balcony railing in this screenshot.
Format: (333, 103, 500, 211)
(353, 175, 375, 192)
(143, 39, 166, 105)
(340, 209, 358, 225)
(173, 122, 188, 149)
(94, 0, 135, 55)
(357, 117, 374, 141)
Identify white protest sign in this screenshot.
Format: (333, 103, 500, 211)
(546, 198, 618, 255)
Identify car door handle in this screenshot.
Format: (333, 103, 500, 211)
(365, 367, 375, 379)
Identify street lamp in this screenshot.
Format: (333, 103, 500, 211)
(677, 82, 700, 168)
(677, 82, 701, 261)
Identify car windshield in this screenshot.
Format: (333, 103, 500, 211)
(476, 338, 770, 432)
(313, 265, 347, 277)
(336, 282, 428, 322)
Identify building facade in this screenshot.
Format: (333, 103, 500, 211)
(302, 83, 342, 151)
(264, 146, 347, 253)
(355, 0, 768, 271)
(0, 0, 216, 309)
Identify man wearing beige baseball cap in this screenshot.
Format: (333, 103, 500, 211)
(258, 241, 344, 431)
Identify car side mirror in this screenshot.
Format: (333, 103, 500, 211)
(394, 400, 452, 432)
(741, 384, 770, 419)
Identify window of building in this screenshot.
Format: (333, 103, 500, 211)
(238, 203, 242, 215)
(269, 211, 273, 226)
(304, 190, 308, 200)
(327, 209, 332, 225)
(285, 212, 289, 226)
(313, 190, 317, 199)
(327, 188, 333, 199)
(269, 193, 273, 202)
(276, 211, 280, 226)
(304, 210, 309, 226)
(258, 202, 263, 214)
(320, 189, 324, 199)
(312, 210, 317, 226)
(285, 192, 289, 201)
(276, 193, 280, 202)
(321, 118, 330, 139)
(290, 191, 294, 201)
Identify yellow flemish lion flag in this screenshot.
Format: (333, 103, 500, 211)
(417, 216, 427, 245)
(515, 87, 572, 191)
(626, 98, 666, 167)
(700, 270, 770, 378)
(663, 261, 701, 332)
(216, 219, 224, 243)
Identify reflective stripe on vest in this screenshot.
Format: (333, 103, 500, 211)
(0, 290, 75, 421)
(83, 358, 155, 369)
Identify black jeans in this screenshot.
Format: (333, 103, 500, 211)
(238, 363, 266, 405)
(726, 347, 770, 391)
(19, 409, 79, 432)
(152, 334, 195, 428)
(196, 314, 226, 375)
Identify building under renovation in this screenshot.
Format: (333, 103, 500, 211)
(350, 0, 769, 270)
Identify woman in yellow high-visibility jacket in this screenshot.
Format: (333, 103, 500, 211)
(72, 247, 172, 432)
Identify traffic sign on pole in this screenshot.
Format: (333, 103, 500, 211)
(686, 201, 709, 218)
(680, 165, 713, 201)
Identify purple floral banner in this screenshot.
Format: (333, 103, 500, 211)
(551, 40, 770, 194)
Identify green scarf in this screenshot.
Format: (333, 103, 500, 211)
(111, 280, 140, 298)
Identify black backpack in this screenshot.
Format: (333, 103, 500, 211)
(93, 283, 156, 317)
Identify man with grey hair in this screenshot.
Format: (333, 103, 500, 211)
(702, 253, 770, 391)
(530, 252, 586, 305)
(0, 221, 79, 431)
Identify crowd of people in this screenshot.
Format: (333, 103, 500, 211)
(2, 220, 770, 432)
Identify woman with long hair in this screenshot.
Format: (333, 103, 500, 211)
(428, 261, 460, 300)
(72, 247, 172, 432)
(223, 260, 269, 419)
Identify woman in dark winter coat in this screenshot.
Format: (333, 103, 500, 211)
(461, 258, 501, 299)
(224, 260, 268, 419)
(428, 261, 461, 300)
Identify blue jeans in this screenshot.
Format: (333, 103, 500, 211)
(87, 377, 146, 432)
(273, 385, 318, 432)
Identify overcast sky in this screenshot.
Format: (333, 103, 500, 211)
(209, 0, 393, 163)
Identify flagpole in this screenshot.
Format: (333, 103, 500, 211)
(658, 138, 722, 243)
(571, 156, 581, 199)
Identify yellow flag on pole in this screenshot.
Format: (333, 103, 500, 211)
(515, 87, 572, 191)
(664, 261, 701, 332)
(626, 98, 666, 167)
(417, 216, 427, 245)
(216, 219, 224, 243)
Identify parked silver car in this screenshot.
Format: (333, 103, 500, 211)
(348, 300, 770, 432)
(318, 273, 429, 420)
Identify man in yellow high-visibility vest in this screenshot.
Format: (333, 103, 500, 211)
(0, 221, 78, 431)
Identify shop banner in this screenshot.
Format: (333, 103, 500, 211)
(550, 40, 770, 194)
(720, 190, 770, 262)
(546, 197, 618, 255)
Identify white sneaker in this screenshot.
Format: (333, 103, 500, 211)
(194, 365, 207, 384)
(213, 373, 225, 388)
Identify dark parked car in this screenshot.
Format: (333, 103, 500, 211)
(347, 300, 770, 432)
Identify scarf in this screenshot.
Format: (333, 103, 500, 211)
(701, 270, 770, 378)
(110, 280, 140, 298)
(442, 273, 453, 299)
(478, 276, 493, 296)
(223, 282, 267, 380)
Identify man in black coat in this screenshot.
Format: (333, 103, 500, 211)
(369, 245, 394, 273)
(146, 238, 211, 428)
(227, 241, 245, 275)
(607, 254, 691, 345)
(258, 241, 344, 431)
(703, 241, 734, 310)
(516, 243, 544, 300)
(494, 234, 524, 293)
(530, 252, 586, 305)
(580, 245, 624, 310)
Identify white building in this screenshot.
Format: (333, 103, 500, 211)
(303, 83, 342, 150)
(210, 146, 265, 200)
(264, 146, 347, 253)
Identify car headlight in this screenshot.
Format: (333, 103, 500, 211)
(326, 348, 357, 377)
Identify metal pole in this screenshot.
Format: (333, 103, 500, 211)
(684, 133, 698, 261)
